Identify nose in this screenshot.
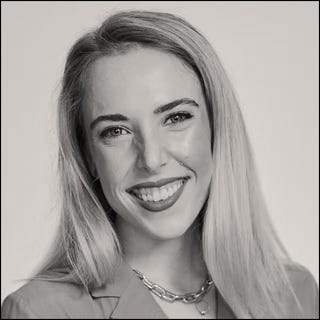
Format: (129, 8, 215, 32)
(134, 130, 168, 173)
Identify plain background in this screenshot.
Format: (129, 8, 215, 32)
(1, 1, 318, 303)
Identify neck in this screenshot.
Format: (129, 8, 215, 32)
(115, 216, 207, 293)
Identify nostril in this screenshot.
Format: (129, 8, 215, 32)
(136, 147, 168, 172)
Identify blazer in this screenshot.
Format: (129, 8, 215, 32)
(1, 262, 319, 319)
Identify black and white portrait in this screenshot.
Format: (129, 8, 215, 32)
(2, 2, 318, 318)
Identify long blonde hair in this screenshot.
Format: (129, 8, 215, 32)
(33, 10, 302, 318)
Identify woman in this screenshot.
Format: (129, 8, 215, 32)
(2, 10, 318, 319)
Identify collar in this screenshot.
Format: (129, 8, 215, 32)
(90, 261, 166, 318)
(90, 262, 134, 298)
(89, 261, 236, 319)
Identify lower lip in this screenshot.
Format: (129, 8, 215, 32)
(128, 179, 188, 212)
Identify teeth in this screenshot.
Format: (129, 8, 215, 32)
(167, 187, 174, 197)
(132, 179, 185, 202)
(153, 189, 161, 202)
(160, 188, 168, 200)
(172, 183, 178, 193)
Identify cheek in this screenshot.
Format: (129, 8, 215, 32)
(92, 146, 132, 193)
(166, 120, 212, 174)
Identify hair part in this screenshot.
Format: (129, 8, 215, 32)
(31, 10, 303, 318)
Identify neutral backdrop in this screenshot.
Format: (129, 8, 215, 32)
(2, 1, 319, 302)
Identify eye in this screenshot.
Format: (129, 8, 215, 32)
(164, 112, 193, 125)
(100, 126, 130, 139)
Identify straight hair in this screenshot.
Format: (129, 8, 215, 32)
(32, 10, 303, 318)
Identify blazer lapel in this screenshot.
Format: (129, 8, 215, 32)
(110, 273, 167, 319)
(90, 261, 167, 319)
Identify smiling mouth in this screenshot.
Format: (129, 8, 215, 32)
(127, 177, 189, 212)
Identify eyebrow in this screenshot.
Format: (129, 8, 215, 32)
(153, 98, 199, 114)
(90, 98, 199, 130)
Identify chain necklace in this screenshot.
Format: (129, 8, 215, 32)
(132, 269, 214, 316)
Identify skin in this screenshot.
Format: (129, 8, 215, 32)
(82, 47, 214, 317)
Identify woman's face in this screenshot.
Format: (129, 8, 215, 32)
(83, 47, 213, 240)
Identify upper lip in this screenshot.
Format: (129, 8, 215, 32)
(127, 176, 189, 192)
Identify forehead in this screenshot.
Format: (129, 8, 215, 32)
(85, 48, 203, 117)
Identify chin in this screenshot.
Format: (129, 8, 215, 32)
(145, 227, 189, 241)
(141, 212, 199, 241)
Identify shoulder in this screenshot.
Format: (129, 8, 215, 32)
(1, 278, 99, 319)
(285, 262, 318, 295)
(284, 262, 319, 319)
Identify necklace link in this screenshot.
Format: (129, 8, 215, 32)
(183, 292, 201, 303)
(151, 284, 166, 298)
(142, 277, 154, 290)
(132, 269, 213, 304)
(161, 291, 178, 302)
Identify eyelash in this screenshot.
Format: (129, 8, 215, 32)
(99, 112, 193, 139)
(163, 112, 193, 125)
(100, 127, 129, 139)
